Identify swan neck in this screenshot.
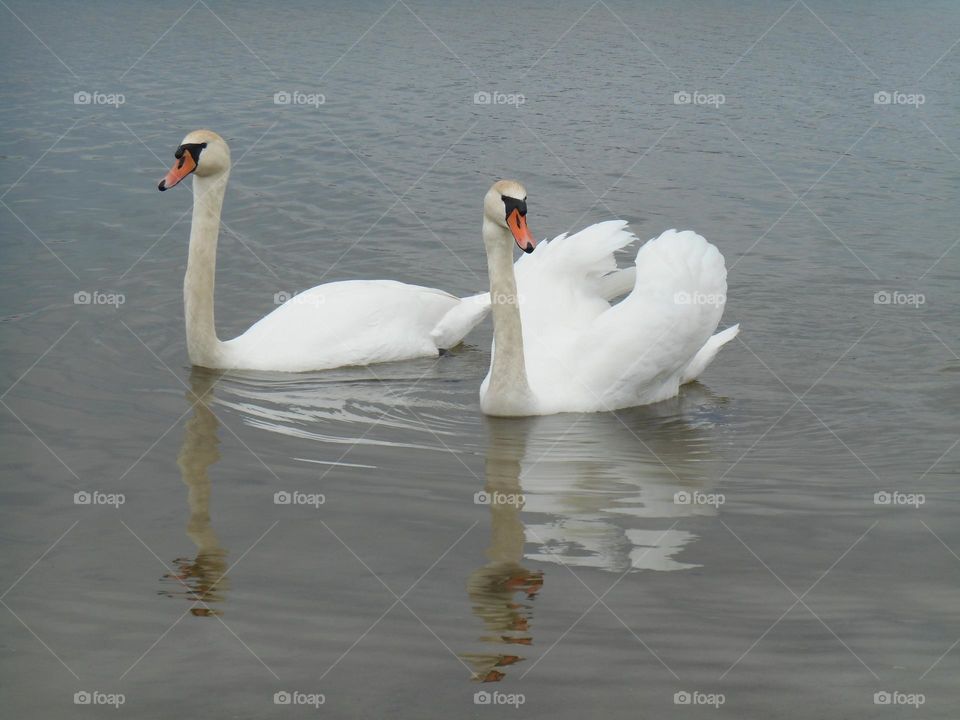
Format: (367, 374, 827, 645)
(185, 172, 228, 367)
(483, 218, 532, 412)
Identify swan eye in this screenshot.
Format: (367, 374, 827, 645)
(501, 195, 528, 220)
(177, 143, 207, 166)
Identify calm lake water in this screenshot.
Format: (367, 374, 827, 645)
(2, 1, 958, 718)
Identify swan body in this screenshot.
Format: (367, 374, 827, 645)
(478, 181, 739, 416)
(220, 281, 487, 372)
(158, 130, 488, 372)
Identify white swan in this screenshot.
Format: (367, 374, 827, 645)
(478, 180, 739, 416)
(157, 130, 488, 372)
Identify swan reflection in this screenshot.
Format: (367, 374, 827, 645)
(158, 368, 229, 615)
(463, 386, 727, 680)
(516, 387, 725, 574)
(183, 367, 726, 669)
(462, 417, 543, 682)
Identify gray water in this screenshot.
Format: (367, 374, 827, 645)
(2, 1, 958, 718)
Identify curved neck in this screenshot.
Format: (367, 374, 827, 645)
(185, 172, 229, 367)
(483, 217, 532, 414)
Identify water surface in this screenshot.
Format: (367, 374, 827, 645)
(2, 1, 958, 717)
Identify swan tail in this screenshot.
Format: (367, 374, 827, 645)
(430, 292, 490, 349)
(681, 324, 739, 384)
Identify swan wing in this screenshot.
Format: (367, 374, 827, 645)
(575, 229, 730, 408)
(515, 220, 637, 312)
(514, 220, 638, 363)
(597, 266, 637, 301)
(224, 280, 460, 371)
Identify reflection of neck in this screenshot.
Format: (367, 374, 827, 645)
(177, 371, 227, 589)
(482, 218, 532, 414)
(184, 172, 229, 368)
(484, 419, 526, 564)
(459, 418, 540, 682)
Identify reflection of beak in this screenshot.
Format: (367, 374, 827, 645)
(507, 208, 536, 253)
(158, 151, 197, 191)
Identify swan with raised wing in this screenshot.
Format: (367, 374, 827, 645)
(157, 130, 488, 372)
(478, 180, 739, 416)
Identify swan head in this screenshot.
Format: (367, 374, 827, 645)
(484, 180, 536, 253)
(158, 129, 230, 191)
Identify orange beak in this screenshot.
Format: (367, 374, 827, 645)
(158, 151, 197, 191)
(507, 208, 536, 253)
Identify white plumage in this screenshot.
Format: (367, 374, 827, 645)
(222, 281, 489, 372)
(160, 130, 488, 372)
(478, 187, 739, 416)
